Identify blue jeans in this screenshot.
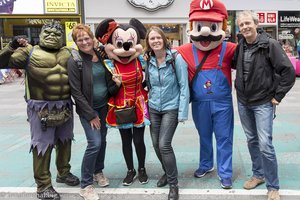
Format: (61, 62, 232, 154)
(238, 101, 279, 190)
(79, 105, 108, 188)
(149, 108, 178, 185)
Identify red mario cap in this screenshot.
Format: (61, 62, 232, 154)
(189, 0, 228, 22)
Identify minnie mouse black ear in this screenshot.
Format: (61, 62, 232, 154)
(129, 18, 146, 40)
(95, 18, 118, 44)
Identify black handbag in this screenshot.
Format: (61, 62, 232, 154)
(114, 61, 138, 124)
(114, 106, 137, 124)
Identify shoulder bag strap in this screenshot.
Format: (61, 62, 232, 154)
(114, 60, 138, 108)
(189, 46, 211, 87)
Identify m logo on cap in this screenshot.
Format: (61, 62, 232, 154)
(200, 0, 213, 10)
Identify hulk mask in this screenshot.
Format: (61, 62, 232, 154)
(39, 21, 64, 50)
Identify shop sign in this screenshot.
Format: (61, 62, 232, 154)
(27, 19, 54, 25)
(278, 11, 300, 28)
(44, 0, 78, 14)
(255, 11, 277, 25)
(0, 0, 15, 14)
(0, 0, 43, 14)
(65, 21, 77, 48)
(127, 0, 174, 12)
(278, 30, 294, 40)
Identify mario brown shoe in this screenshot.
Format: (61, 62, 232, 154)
(243, 177, 265, 190)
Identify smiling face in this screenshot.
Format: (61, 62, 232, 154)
(105, 27, 142, 64)
(148, 30, 164, 52)
(237, 15, 258, 44)
(75, 31, 94, 54)
(189, 21, 225, 51)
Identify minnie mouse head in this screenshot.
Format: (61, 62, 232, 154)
(95, 18, 146, 64)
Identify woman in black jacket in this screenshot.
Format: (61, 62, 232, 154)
(67, 24, 121, 200)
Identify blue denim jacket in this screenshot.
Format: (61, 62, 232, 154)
(147, 49, 189, 121)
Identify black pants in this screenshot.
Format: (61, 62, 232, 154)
(119, 127, 146, 170)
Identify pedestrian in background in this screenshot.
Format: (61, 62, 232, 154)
(144, 26, 189, 200)
(233, 10, 296, 200)
(67, 24, 121, 200)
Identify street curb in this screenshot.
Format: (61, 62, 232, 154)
(1, 187, 300, 200)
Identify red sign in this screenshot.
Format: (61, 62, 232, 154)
(267, 13, 276, 23)
(257, 12, 265, 23)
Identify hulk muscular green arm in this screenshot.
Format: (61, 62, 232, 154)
(0, 25, 72, 101)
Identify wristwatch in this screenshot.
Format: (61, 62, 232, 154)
(0, 0, 16, 14)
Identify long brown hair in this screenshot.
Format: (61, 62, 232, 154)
(144, 26, 170, 58)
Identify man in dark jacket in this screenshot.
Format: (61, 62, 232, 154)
(233, 11, 295, 200)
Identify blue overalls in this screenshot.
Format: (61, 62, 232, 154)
(191, 42, 233, 179)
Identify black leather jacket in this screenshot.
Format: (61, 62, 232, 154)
(67, 50, 120, 121)
(232, 30, 295, 106)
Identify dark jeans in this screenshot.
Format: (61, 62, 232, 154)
(79, 105, 108, 188)
(149, 108, 178, 185)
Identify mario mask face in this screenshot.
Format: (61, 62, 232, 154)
(188, 0, 228, 51)
(189, 20, 225, 51)
(105, 27, 143, 64)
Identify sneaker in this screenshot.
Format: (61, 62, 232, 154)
(243, 177, 265, 190)
(56, 172, 80, 186)
(138, 168, 149, 184)
(267, 190, 280, 200)
(123, 169, 136, 186)
(194, 167, 214, 178)
(80, 185, 99, 200)
(220, 177, 232, 189)
(93, 172, 109, 187)
(37, 186, 60, 200)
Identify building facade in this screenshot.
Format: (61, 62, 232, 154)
(0, 0, 83, 48)
(84, 0, 300, 54)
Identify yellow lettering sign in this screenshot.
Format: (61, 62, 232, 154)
(44, 0, 78, 14)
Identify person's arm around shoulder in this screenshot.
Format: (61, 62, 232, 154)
(174, 53, 190, 122)
(268, 39, 296, 104)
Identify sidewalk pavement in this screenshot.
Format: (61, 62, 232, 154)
(0, 77, 300, 199)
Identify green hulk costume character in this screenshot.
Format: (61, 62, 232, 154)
(0, 21, 79, 200)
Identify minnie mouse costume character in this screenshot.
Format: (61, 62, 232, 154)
(177, 0, 236, 189)
(95, 18, 150, 186)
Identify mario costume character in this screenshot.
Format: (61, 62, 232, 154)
(177, 0, 236, 189)
(95, 18, 150, 185)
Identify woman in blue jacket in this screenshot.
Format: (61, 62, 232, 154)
(144, 26, 189, 200)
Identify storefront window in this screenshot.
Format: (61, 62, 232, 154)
(0, 18, 80, 49)
(278, 11, 300, 56)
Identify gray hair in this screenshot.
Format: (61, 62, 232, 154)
(236, 10, 259, 26)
